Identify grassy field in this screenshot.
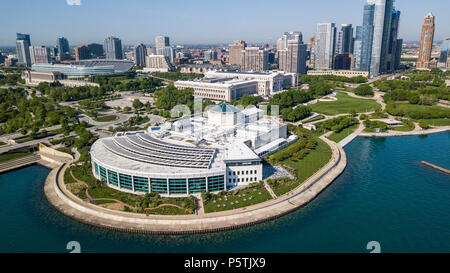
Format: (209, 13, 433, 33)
(0, 152, 33, 163)
(269, 137, 332, 196)
(327, 124, 360, 143)
(203, 183, 272, 213)
(389, 123, 415, 132)
(309, 93, 381, 115)
(421, 118, 450, 126)
(94, 115, 117, 122)
(393, 103, 450, 117)
(302, 115, 325, 123)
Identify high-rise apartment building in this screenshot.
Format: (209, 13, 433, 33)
(228, 40, 246, 65)
(416, 13, 435, 69)
(394, 38, 403, 70)
(278, 33, 307, 74)
(313, 23, 336, 70)
(336, 24, 353, 54)
(134, 43, 147, 66)
(204, 49, 218, 61)
(16, 33, 32, 66)
(155, 36, 170, 49)
(156, 46, 175, 64)
(104, 36, 123, 60)
(75, 45, 90, 61)
(241, 47, 268, 72)
(29, 46, 50, 64)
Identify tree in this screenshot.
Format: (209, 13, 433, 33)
(132, 98, 144, 110)
(354, 84, 374, 96)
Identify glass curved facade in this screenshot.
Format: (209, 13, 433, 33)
(32, 64, 114, 77)
(92, 160, 225, 196)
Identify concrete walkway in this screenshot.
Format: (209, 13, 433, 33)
(44, 135, 347, 234)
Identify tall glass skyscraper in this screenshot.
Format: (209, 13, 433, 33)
(104, 37, 123, 60)
(439, 37, 450, 63)
(16, 33, 32, 67)
(353, 2, 375, 72)
(387, 9, 401, 72)
(313, 23, 336, 70)
(134, 43, 147, 66)
(370, 0, 394, 77)
(56, 37, 70, 55)
(337, 24, 353, 54)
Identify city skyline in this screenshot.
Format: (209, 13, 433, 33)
(0, 0, 448, 47)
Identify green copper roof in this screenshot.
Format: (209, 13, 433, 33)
(210, 103, 240, 113)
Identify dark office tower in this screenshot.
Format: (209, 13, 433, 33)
(394, 38, 403, 70)
(337, 24, 353, 54)
(353, 2, 375, 72)
(334, 54, 352, 70)
(75, 45, 90, 61)
(87, 43, 104, 58)
(16, 33, 32, 66)
(104, 37, 123, 60)
(56, 37, 70, 55)
(134, 43, 147, 66)
(387, 9, 401, 72)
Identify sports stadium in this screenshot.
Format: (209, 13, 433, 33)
(90, 103, 297, 197)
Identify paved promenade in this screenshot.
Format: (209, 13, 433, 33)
(44, 135, 347, 234)
(358, 126, 450, 137)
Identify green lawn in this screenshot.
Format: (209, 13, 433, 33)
(420, 118, 450, 126)
(0, 141, 7, 146)
(309, 93, 381, 115)
(302, 115, 325, 123)
(327, 124, 360, 143)
(389, 124, 415, 132)
(94, 115, 117, 122)
(0, 152, 33, 163)
(203, 183, 272, 213)
(270, 137, 332, 196)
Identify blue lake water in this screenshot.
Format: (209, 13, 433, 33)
(0, 132, 449, 253)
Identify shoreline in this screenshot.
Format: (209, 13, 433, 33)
(42, 128, 448, 234)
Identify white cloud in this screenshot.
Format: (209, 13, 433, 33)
(66, 0, 81, 6)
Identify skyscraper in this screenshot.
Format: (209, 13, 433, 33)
(387, 9, 401, 72)
(416, 13, 435, 69)
(369, 0, 394, 77)
(278, 32, 306, 74)
(353, 2, 375, 71)
(16, 33, 31, 67)
(134, 43, 147, 66)
(87, 43, 104, 58)
(313, 23, 336, 70)
(155, 36, 170, 49)
(104, 36, 123, 60)
(56, 37, 70, 57)
(336, 24, 353, 54)
(439, 37, 450, 64)
(241, 47, 268, 72)
(228, 40, 246, 65)
(29, 46, 50, 64)
(75, 45, 90, 61)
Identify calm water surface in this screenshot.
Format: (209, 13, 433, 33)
(0, 132, 449, 253)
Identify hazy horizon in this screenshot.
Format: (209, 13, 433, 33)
(0, 0, 448, 47)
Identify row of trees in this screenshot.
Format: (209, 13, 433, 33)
(298, 74, 367, 84)
(269, 130, 317, 163)
(0, 73, 24, 86)
(354, 84, 374, 96)
(318, 116, 359, 133)
(281, 106, 311, 122)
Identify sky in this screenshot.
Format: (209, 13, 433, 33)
(0, 0, 449, 47)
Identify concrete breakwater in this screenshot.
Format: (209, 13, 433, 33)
(44, 136, 347, 234)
